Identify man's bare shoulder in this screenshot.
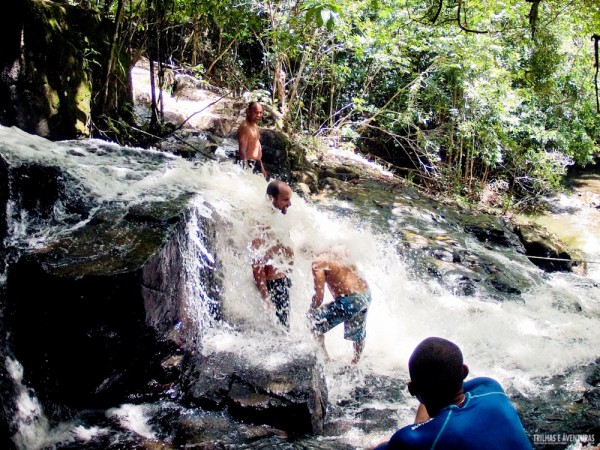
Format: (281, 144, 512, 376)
(237, 121, 252, 135)
(312, 257, 332, 271)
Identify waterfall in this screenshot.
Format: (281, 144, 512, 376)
(5, 358, 50, 450)
(1, 124, 600, 448)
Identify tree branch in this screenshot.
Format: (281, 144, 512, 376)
(457, 0, 488, 34)
(593, 34, 600, 113)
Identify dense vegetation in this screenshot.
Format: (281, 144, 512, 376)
(82, 0, 600, 208)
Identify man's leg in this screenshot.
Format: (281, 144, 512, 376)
(315, 333, 330, 362)
(267, 277, 291, 329)
(352, 340, 365, 364)
(309, 298, 351, 362)
(343, 296, 370, 364)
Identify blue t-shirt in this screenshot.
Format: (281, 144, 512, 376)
(377, 377, 532, 450)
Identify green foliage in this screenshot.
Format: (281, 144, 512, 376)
(66, 0, 600, 205)
(304, 1, 342, 30)
(301, 0, 600, 205)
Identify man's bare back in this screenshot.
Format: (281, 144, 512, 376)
(312, 255, 369, 300)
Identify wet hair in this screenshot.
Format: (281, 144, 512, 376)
(409, 337, 464, 402)
(247, 101, 262, 111)
(267, 180, 286, 198)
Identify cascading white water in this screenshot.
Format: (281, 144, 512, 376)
(182, 162, 600, 448)
(2, 124, 600, 448)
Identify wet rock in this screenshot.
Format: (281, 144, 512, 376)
(183, 339, 328, 435)
(155, 129, 221, 161)
(323, 373, 408, 439)
(260, 129, 293, 180)
(292, 170, 320, 193)
(172, 74, 226, 100)
(0, 133, 223, 432)
(0, 127, 334, 447)
(354, 408, 399, 434)
(584, 388, 600, 409)
(463, 219, 521, 248)
(443, 269, 479, 296)
(320, 166, 360, 182)
(586, 364, 600, 387)
(398, 222, 533, 301)
(514, 222, 580, 272)
(319, 176, 347, 192)
(295, 182, 312, 197)
(512, 363, 600, 448)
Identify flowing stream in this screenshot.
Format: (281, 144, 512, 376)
(2, 126, 600, 449)
(525, 173, 600, 283)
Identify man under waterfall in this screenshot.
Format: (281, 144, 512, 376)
(374, 337, 533, 449)
(250, 180, 294, 329)
(307, 247, 371, 364)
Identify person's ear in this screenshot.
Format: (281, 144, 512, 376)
(462, 364, 469, 380)
(407, 381, 416, 397)
(408, 381, 424, 403)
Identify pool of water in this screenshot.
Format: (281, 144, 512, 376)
(521, 172, 600, 282)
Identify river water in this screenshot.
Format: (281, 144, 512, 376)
(2, 126, 600, 449)
(525, 173, 600, 283)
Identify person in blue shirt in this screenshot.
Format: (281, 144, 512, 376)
(375, 337, 533, 450)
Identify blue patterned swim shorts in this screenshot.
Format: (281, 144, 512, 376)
(310, 291, 371, 342)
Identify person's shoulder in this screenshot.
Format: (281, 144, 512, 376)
(238, 120, 254, 135)
(373, 429, 404, 450)
(464, 377, 505, 394)
(311, 257, 329, 270)
(380, 421, 431, 449)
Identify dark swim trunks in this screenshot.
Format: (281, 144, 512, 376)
(310, 291, 371, 341)
(267, 276, 291, 329)
(237, 158, 262, 174)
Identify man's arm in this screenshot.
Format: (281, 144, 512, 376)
(237, 124, 249, 163)
(251, 237, 270, 301)
(414, 403, 430, 423)
(252, 263, 269, 300)
(258, 159, 268, 178)
(311, 260, 327, 309)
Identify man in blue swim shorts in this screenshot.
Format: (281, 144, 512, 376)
(308, 249, 371, 364)
(374, 337, 533, 449)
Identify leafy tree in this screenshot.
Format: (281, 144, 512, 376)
(50, 0, 600, 204)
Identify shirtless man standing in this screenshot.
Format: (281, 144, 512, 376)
(237, 101, 267, 178)
(308, 249, 371, 364)
(251, 180, 294, 328)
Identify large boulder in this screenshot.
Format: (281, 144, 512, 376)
(513, 222, 582, 272)
(0, 125, 327, 445)
(0, 131, 202, 438)
(183, 334, 328, 435)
